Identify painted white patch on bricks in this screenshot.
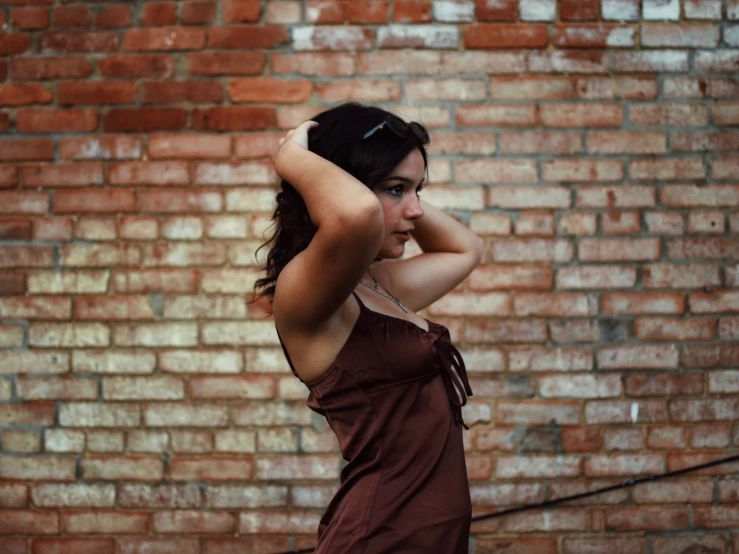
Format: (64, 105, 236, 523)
(725, 25, 739, 46)
(607, 27, 636, 47)
(305, 6, 321, 22)
(433, 1, 475, 22)
(631, 402, 639, 423)
(377, 25, 459, 49)
(643, 0, 680, 20)
(602, 0, 639, 21)
(684, 0, 722, 19)
(520, 0, 556, 21)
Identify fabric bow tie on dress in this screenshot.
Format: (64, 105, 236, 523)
(431, 330, 473, 430)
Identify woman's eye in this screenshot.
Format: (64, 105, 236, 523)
(388, 186, 403, 196)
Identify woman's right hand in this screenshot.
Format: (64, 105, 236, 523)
(273, 120, 319, 179)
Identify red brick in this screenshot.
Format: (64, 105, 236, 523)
(560, 0, 600, 20)
(202, 538, 290, 554)
(0, 538, 26, 554)
(667, 238, 739, 260)
(0, 483, 27, 507)
(0, 191, 49, 213)
(0, 165, 18, 188)
(0, 61, 6, 83)
(104, 108, 187, 132)
(222, 1, 261, 23)
(228, 78, 312, 103)
(41, 31, 118, 52)
(11, 7, 49, 30)
(562, 427, 603, 452)
(95, 5, 132, 27)
(0, 511, 59, 534)
(58, 82, 137, 105)
(181, 2, 216, 25)
(32, 538, 115, 554)
(478, 537, 558, 554)
(169, 457, 254, 481)
(191, 106, 276, 131)
(626, 373, 704, 396)
(138, 190, 222, 213)
(474, 0, 516, 21)
(605, 506, 689, 531)
(0, 219, 32, 240)
(11, 55, 92, 80)
(22, 162, 104, 188)
(394, 0, 432, 22)
(0, 272, 26, 295)
(541, 104, 623, 127)
(464, 24, 549, 48)
(142, 2, 178, 26)
(98, 55, 174, 79)
(109, 161, 189, 185)
(0, 247, 54, 268)
(670, 399, 739, 422)
(0, 83, 52, 105)
(0, 34, 31, 56)
(141, 81, 223, 104)
(188, 51, 266, 75)
(207, 25, 289, 49)
(53, 6, 91, 28)
(563, 537, 645, 554)
(0, 402, 55, 425)
(348, 1, 390, 23)
(54, 189, 136, 214)
(652, 535, 730, 554)
(17, 108, 97, 133)
(123, 27, 205, 51)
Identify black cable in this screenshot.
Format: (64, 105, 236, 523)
(268, 452, 739, 554)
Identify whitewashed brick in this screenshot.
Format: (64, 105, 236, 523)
(520, 0, 556, 21)
(114, 323, 198, 347)
(205, 485, 286, 508)
(127, 430, 169, 453)
(602, 0, 640, 21)
(159, 350, 243, 374)
(32, 484, 115, 507)
(86, 430, 126, 452)
(45, 429, 85, 452)
(72, 350, 156, 374)
(643, 0, 680, 20)
(27, 270, 110, 294)
(433, 0, 475, 22)
(214, 430, 256, 453)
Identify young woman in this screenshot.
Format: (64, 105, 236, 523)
(254, 103, 484, 553)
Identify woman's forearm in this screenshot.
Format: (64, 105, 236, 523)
(275, 142, 381, 228)
(412, 200, 484, 257)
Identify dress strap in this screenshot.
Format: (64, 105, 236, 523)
(274, 325, 302, 381)
(351, 290, 366, 310)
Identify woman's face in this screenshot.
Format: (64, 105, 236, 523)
(371, 148, 426, 260)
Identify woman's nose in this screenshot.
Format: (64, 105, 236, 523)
(405, 195, 424, 219)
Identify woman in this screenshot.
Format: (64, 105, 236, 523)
(254, 103, 484, 553)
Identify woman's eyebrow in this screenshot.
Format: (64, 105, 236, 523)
(386, 176, 425, 185)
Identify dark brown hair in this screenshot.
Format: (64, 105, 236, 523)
(252, 102, 430, 303)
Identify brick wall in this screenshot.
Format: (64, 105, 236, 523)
(1, 0, 739, 552)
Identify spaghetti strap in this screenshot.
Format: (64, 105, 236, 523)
(350, 290, 366, 310)
(274, 325, 302, 381)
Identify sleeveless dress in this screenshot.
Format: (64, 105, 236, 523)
(277, 292, 474, 554)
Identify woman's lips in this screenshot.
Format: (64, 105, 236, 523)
(394, 232, 411, 241)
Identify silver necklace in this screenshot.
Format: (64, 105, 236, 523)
(358, 273, 408, 313)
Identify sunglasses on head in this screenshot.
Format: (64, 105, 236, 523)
(362, 115, 429, 144)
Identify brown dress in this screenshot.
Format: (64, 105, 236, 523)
(277, 292, 473, 554)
